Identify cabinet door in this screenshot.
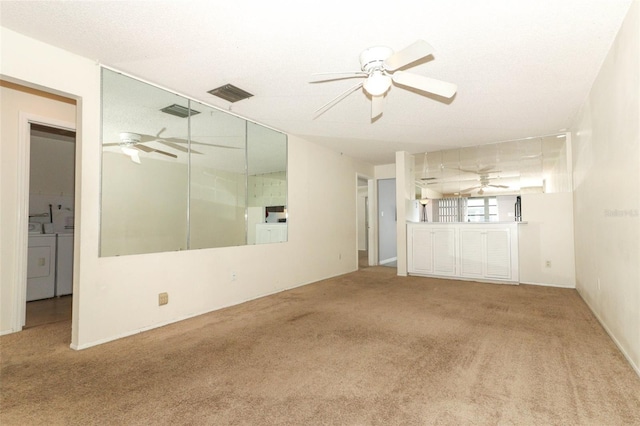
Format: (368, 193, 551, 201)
(485, 229, 511, 279)
(256, 226, 271, 244)
(460, 229, 484, 277)
(409, 227, 433, 274)
(432, 228, 456, 276)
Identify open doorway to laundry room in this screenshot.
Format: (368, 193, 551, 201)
(25, 123, 76, 329)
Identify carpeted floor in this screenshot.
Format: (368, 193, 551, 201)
(2, 267, 639, 425)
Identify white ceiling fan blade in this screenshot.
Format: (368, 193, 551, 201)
(134, 144, 177, 159)
(371, 95, 384, 119)
(458, 166, 501, 175)
(120, 147, 141, 164)
(157, 140, 203, 155)
(159, 137, 242, 150)
(461, 185, 481, 193)
(314, 81, 364, 118)
(383, 40, 434, 71)
(489, 184, 510, 188)
(310, 71, 368, 82)
(392, 71, 457, 98)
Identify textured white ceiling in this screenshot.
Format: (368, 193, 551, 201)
(0, 0, 632, 165)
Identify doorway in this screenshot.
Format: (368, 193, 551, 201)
(356, 174, 376, 269)
(25, 123, 76, 328)
(377, 178, 397, 267)
(357, 177, 369, 268)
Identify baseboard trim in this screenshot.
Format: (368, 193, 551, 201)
(577, 288, 640, 378)
(379, 257, 397, 265)
(519, 280, 576, 289)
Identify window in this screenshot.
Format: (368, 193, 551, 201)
(435, 197, 466, 222)
(466, 197, 498, 222)
(433, 197, 497, 222)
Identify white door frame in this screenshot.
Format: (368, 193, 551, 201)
(13, 113, 76, 331)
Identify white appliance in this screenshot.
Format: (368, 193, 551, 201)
(55, 233, 74, 296)
(27, 234, 56, 301)
(28, 222, 42, 234)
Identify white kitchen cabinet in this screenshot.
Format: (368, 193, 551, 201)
(255, 223, 287, 244)
(459, 227, 513, 280)
(407, 222, 519, 284)
(409, 227, 433, 274)
(408, 226, 456, 276)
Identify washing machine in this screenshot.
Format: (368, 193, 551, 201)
(27, 234, 57, 301)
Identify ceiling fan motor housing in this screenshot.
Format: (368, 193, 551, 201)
(119, 132, 141, 146)
(359, 46, 393, 72)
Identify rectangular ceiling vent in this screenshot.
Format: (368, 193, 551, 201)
(160, 104, 200, 118)
(207, 84, 253, 103)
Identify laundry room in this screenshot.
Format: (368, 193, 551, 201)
(27, 123, 75, 312)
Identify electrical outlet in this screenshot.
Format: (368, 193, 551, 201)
(158, 292, 169, 306)
(231, 272, 237, 281)
(545, 260, 551, 268)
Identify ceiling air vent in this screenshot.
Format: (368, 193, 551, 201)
(207, 84, 253, 103)
(160, 104, 200, 118)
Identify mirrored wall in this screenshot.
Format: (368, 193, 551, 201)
(100, 68, 287, 256)
(415, 135, 571, 197)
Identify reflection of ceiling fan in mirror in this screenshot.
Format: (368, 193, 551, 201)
(461, 174, 509, 195)
(104, 128, 241, 164)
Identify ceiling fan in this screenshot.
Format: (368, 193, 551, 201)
(461, 175, 509, 195)
(103, 128, 241, 164)
(311, 40, 457, 119)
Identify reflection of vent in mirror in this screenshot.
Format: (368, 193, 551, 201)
(208, 84, 254, 103)
(160, 104, 200, 118)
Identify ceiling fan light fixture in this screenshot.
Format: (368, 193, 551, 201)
(364, 71, 391, 96)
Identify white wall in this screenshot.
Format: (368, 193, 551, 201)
(518, 192, 576, 288)
(29, 133, 75, 216)
(0, 27, 374, 347)
(571, 1, 639, 374)
(496, 195, 518, 222)
(0, 82, 76, 334)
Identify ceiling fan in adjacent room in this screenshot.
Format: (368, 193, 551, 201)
(311, 40, 457, 119)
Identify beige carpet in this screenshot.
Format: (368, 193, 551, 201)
(2, 267, 639, 425)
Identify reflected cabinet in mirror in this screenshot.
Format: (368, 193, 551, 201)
(100, 68, 287, 256)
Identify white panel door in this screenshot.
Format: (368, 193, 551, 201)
(460, 229, 484, 277)
(485, 229, 511, 278)
(409, 227, 433, 274)
(432, 228, 456, 276)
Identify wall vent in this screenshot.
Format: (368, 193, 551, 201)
(208, 84, 253, 103)
(160, 104, 200, 118)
